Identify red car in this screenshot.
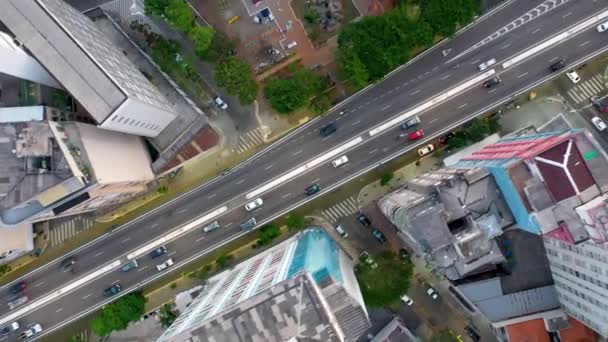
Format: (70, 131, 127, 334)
(408, 129, 424, 141)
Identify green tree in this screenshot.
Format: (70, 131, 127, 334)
(144, 0, 169, 16)
(310, 94, 331, 115)
(380, 172, 393, 186)
(159, 303, 178, 328)
(0, 264, 11, 277)
(201, 32, 236, 62)
(264, 69, 325, 114)
(150, 38, 180, 70)
(431, 330, 461, 342)
(257, 223, 281, 246)
(215, 57, 259, 105)
(286, 214, 308, 231)
(356, 251, 414, 307)
(190, 26, 215, 59)
(303, 8, 320, 25)
(164, 0, 194, 33)
(215, 253, 234, 269)
(336, 48, 369, 90)
(420, 0, 479, 37)
(90, 292, 146, 336)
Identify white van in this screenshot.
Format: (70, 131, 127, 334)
(286, 41, 298, 49)
(478, 58, 496, 71)
(203, 221, 220, 233)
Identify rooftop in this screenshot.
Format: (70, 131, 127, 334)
(505, 316, 598, 342)
(168, 273, 341, 342)
(379, 167, 513, 280)
(0, 0, 172, 123)
(369, 318, 417, 342)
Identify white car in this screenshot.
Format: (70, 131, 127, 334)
(478, 58, 496, 71)
(591, 116, 607, 131)
(19, 323, 42, 340)
(400, 295, 414, 306)
(426, 287, 439, 300)
(332, 155, 349, 167)
(214, 96, 228, 110)
(156, 258, 175, 272)
(417, 144, 435, 157)
(245, 198, 264, 211)
(598, 21, 608, 32)
(566, 70, 580, 84)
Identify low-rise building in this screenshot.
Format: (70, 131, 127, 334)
(158, 228, 371, 342)
(0, 119, 154, 231)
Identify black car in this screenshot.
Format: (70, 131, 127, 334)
(371, 229, 387, 243)
(9, 281, 26, 294)
(149, 245, 167, 258)
(320, 123, 337, 137)
(103, 283, 122, 297)
(550, 58, 566, 72)
(61, 256, 76, 271)
(590, 95, 608, 113)
(305, 184, 321, 196)
(464, 326, 480, 342)
(356, 213, 371, 227)
(483, 76, 501, 88)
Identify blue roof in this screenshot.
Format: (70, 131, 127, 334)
(287, 228, 343, 284)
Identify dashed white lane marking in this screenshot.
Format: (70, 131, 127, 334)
(195, 236, 206, 242)
(549, 56, 559, 62)
(410, 90, 420, 96)
(580, 40, 590, 47)
(56, 308, 63, 313)
(457, 103, 468, 109)
(236, 179, 245, 184)
(440, 74, 451, 80)
(168, 251, 177, 257)
(177, 208, 188, 214)
(121, 237, 131, 244)
(138, 266, 148, 272)
(94, 251, 104, 257)
(281, 193, 292, 199)
(518, 72, 529, 78)
(352, 120, 361, 126)
(225, 222, 233, 228)
(208, 194, 217, 199)
(264, 164, 273, 170)
(489, 88, 497, 93)
(532, 28, 541, 34)
(471, 59, 480, 64)
(382, 104, 392, 111)
(293, 150, 303, 156)
(82, 293, 92, 300)
(429, 118, 439, 124)
(151, 223, 159, 229)
(34, 282, 45, 288)
(369, 149, 378, 154)
(563, 11, 572, 18)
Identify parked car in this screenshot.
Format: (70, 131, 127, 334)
(120, 260, 139, 272)
(9, 281, 26, 294)
(400, 294, 414, 306)
(483, 75, 501, 88)
(478, 58, 496, 71)
(356, 213, 371, 227)
(149, 245, 167, 259)
(214, 96, 228, 110)
(359, 251, 378, 269)
(18, 323, 42, 340)
(464, 326, 481, 342)
(245, 198, 264, 211)
(371, 229, 386, 243)
(590, 95, 608, 113)
(597, 21, 608, 32)
(407, 129, 424, 141)
(591, 116, 607, 131)
(332, 155, 349, 167)
(240, 218, 257, 231)
(305, 184, 321, 196)
(566, 70, 580, 83)
(550, 58, 566, 72)
(61, 256, 76, 271)
(156, 258, 175, 272)
(334, 225, 348, 238)
(103, 283, 122, 297)
(8, 296, 28, 310)
(426, 285, 439, 300)
(0, 322, 19, 337)
(320, 123, 337, 137)
(417, 144, 435, 157)
(400, 116, 420, 130)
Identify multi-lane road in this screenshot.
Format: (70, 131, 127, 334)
(3, 0, 608, 340)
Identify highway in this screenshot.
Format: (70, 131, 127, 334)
(2, 0, 608, 340)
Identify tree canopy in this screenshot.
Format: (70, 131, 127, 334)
(257, 223, 281, 246)
(356, 251, 414, 307)
(190, 25, 215, 58)
(145, 0, 195, 33)
(90, 292, 146, 336)
(159, 303, 178, 328)
(215, 56, 259, 105)
(264, 68, 326, 114)
(337, 0, 479, 89)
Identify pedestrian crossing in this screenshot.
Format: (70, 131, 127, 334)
(233, 127, 266, 154)
(566, 74, 605, 104)
(49, 215, 94, 247)
(322, 197, 359, 223)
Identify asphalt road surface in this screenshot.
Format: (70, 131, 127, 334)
(2, 0, 608, 340)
